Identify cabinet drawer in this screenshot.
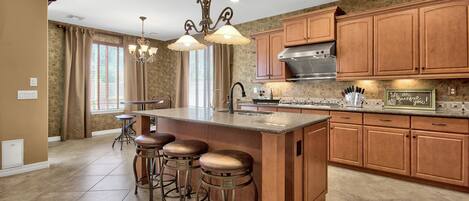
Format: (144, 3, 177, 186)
(258, 106, 278, 112)
(240, 106, 257, 111)
(278, 108, 301, 113)
(364, 113, 410, 128)
(302, 109, 330, 116)
(411, 116, 469, 133)
(330, 111, 362, 124)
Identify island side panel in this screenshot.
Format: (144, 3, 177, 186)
(157, 118, 262, 201)
(304, 121, 328, 201)
(261, 132, 286, 201)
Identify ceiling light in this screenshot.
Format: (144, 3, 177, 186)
(230, 0, 240, 3)
(168, 34, 207, 51)
(168, 0, 250, 51)
(128, 16, 158, 63)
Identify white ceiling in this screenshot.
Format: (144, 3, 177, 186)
(48, 0, 336, 41)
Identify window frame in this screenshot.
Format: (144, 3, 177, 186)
(90, 41, 125, 114)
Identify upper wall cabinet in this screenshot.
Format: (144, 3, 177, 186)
(283, 6, 342, 47)
(337, 17, 374, 77)
(337, 0, 469, 80)
(420, 2, 469, 74)
(374, 9, 419, 76)
(253, 29, 289, 82)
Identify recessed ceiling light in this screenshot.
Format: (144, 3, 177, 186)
(230, 0, 239, 3)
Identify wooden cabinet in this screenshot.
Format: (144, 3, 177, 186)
(364, 126, 410, 175)
(278, 108, 301, 113)
(283, 6, 340, 47)
(420, 2, 469, 74)
(374, 9, 419, 76)
(284, 18, 308, 47)
(258, 106, 277, 112)
(269, 31, 286, 80)
(304, 122, 328, 201)
(253, 29, 288, 82)
(411, 130, 469, 186)
(240, 106, 257, 111)
(307, 12, 336, 43)
(329, 123, 363, 166)
(255, 34, 270, 80)
(337, 17, 374, 77)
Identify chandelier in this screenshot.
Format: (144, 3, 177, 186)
(128, 16, 158, 63)
(168, 0, 250, 51)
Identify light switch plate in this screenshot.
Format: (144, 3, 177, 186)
(17, 90, 38, 100)
(30, 78, 38, 87)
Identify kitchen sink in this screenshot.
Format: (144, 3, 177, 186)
(217, 110, 273, 116)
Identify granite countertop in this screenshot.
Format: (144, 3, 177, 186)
(239, 102, 469, 119)
(133, 107, 330, 134)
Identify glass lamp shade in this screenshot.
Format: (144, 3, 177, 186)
(204, 25, 250, 45)
(168, 34, 207, 51)
(128, 44, 137, 54)
(140, 44, 149, 52)
(149, 47, 158, 55)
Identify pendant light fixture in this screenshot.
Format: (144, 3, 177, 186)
(168, 0, 250, 51)
(128, 16, 158, 63)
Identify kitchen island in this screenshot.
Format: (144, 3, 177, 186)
(134, 107, 330, 201)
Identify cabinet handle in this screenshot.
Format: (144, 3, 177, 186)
(405, 135, 410, 138)
(422, 67, 426, 70)
(432, 123, 447, 127)
(340, 116, 351, 119)
(412, 136, 417, 139)
(330, 126, 334, 129)
(379, 119, 391, 122)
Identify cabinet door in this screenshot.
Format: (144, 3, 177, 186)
(411, 130, 469, 186)
(255, 34, 270, 80)
(329, 123, 363, 166)
(284, 18, 308, 47)
(364, 126, 410, 176)
(304, 122, 328, 201)
(258, 106, 277, 112)
(269, 31, 286, 80)
(308, 13, 335, 43)
(374, 9, 419, 76)
(337, 17, 373, 77)
(420, 2, 469, 74)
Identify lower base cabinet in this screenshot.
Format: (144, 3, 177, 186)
(411, 130, 469, 186)
(330, 123, 363, 166)
(364, 126, 410, 176)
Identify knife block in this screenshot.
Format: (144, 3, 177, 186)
(344, 93, 364, 108)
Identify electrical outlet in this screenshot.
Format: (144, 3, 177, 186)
(448, 86, 457, 96)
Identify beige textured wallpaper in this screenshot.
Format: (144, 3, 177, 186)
(232, 0, 469, 102)
(48, 23, 177, 137)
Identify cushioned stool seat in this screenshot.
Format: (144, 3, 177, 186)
(163, 140, 209, 157)
(135, 133, 175, 147)
(200, 150, 253, 173)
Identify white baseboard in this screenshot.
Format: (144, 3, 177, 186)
(48, 136, 61, 142)
(0, 161, 49, 177)
(92, 128, 121, 137)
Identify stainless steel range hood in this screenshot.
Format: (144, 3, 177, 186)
(278, 42, 336, 81)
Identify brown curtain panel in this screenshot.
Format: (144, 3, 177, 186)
(175, 52, 190, 108)
(123, 36, 146, 112)
(212, 44, 233, 109)
(62, 26, 94, 140)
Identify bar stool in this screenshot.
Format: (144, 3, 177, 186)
(196, 150, 258, 201)
(133, 133, 176, 201)
(113, 114, 137, 150)
(161, 140, 209, 201)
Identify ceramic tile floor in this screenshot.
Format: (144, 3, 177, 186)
(1, 134, 469, 201)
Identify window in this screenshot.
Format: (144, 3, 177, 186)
(90, 43, 125, 112)
(188, 45, 214, 107)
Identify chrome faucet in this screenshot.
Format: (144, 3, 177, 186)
(228, 82, 246, 114)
